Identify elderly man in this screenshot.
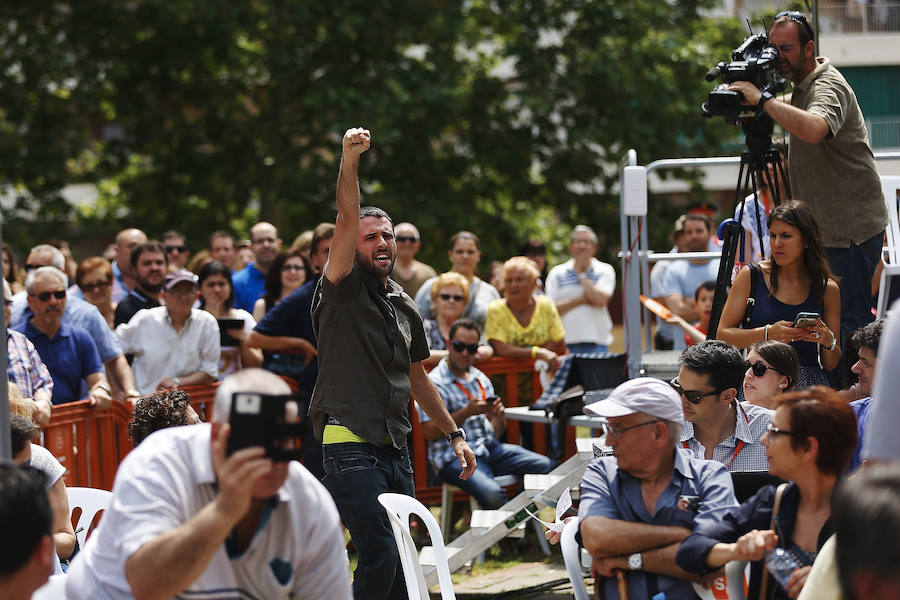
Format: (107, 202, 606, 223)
(115, 269, 219, 394)
(11, 243, 137, 400)
(14, 267, 112, 408)
(546, 225, 617, 354)
(578, 377, 738, 600)
(4, 279, 53, 426)
(674, 341, 772, 471)
(311, 128, 475, 600)
(65, 368, 352, 599)
(162, 230, 191, 271)
(391, 222, 437, 298)
(0, 465, 56, 600)
(114, 241, 168, 327)
(248, 222, 334, 479)
(729, 12, 888, 345)
(232, 222, 282, 312)
(421, 318, 554, 508)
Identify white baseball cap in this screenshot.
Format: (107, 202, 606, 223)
(584, 377, 684, 425)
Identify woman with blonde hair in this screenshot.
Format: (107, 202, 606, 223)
(422, 272, 492, 368)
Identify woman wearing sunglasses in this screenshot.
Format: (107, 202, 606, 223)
(744, 341, 799, 409)
(717, 201, 841, 390)
(677, 387, 857, 599)
(422, 272, 492, 368)
(75, 257, 116, 330)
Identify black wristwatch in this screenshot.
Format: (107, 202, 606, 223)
(447, 429, 466, 444)
(759, 90, 775, 108)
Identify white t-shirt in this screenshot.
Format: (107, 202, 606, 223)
(545, 258, 616, 346)
(734, 193, 770, 265)
(65, 423, 351, 600)
(29, 444, 65, 488)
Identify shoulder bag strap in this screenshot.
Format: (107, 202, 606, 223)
(758, 482, 790, 600)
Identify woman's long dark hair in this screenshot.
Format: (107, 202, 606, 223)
(198, 260, 234, 311)
(765, 200, 835, 301)
(262, 250, 311, 313)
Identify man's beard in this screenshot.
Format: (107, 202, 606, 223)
(355, 250, 395, 279)
(138, 277, 163, 294)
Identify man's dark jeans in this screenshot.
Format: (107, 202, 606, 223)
(826, 231, 883, 340)
(322, 441, 414, 600)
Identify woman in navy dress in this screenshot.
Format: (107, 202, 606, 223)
(718, 201, 841, 389)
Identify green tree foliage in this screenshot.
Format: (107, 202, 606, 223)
(0, 0, 745, 267)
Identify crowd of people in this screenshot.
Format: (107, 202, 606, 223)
(3, 10, 899, 600)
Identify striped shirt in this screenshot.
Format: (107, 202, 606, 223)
(7, 328, 54, 400)
(680, 401, 773, 472)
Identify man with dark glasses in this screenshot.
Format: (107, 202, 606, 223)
(420, 318, 555, 509)
(674, 341, 772, 472)
(577, 377, 738, 600)
(162, 230, 191, 271)
(729, 10, 888, 356)
(391, 221, 437, 298)
(15, 266, 111, 408)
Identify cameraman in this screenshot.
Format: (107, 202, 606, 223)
(65, 369, 351, 600)
(729, 11, 888, 354)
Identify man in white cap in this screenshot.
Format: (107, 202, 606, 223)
(577, 377, 738, 600)
(115, 269, 220, 394)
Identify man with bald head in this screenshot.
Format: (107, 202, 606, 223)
(15, 267, 111, 408)
(232, 222, 282, 312)
(391, 222, 437, 298)
(112, 228, 148, 302)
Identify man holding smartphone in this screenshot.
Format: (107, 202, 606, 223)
(65, 369, 351, 599)
(421, 318, 556, 509)
(310, 127, 475, 600)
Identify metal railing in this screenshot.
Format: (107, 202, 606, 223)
(868, 116, 900, 150)
(819, 2, 900, 33)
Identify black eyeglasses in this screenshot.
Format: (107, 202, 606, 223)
(439, 293, 465, 302)
(81, 279, 111, 293)
(766, 422, 804, 439)
(747, 361, 784, 378)
(606, 420, 660, 438)
(774, 10, 815, 42)
(669, 378, 720, 405)
(395, 236, 419, 243)
(450, 340, 479, 354)
(165, 245, 188, 254)
(281, 264, 305, 272)
(32, 290, 66, 302)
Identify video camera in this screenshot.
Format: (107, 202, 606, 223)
(702, 32, 786, 122)
(226, 392, 304, 461)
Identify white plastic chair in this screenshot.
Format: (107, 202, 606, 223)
(67, 487, 113, 549)
(378, 492, 456, 600)
(877, 175, 900, 316)
(560, 518, 590, 600)
(31, 574, 68, 600)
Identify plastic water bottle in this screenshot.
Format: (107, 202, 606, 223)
(765, 547, 801, 588)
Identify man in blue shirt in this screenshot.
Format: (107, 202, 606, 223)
(847, 319, 884, 472)
(11, 244, 137, 400)
(16, 267, 111, 408)
(232, 222, 282, 311)
(579, 377, 738, 600)
(420, 318, 556, 508)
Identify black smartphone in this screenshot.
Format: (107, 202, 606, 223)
(226, 392, 304, 461)
(217, 318, 244, 347)
(793, 312, 820, 329)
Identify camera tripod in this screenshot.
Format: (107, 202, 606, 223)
(706, 114, 789, 339)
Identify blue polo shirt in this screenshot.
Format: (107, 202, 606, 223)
(579, 448, 738, 600)
(232, 263, 267, 312)
(253, 276, 319, 397)
(16, 321, 104, 405)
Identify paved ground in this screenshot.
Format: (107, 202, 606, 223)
(445, 560, 593, 599)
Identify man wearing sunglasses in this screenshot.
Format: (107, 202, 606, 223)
(675, 341, 772, 472)
(420, 318, 555, 509)
(729, 11, 888, 353)
(391, 222, 437, 298)
(578, 377, 738, 600)
(15, 267, 111, 408)
(162, 230, 191, 271)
